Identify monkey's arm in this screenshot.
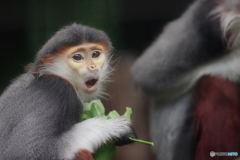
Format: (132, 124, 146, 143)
(59, 117, 133, 159)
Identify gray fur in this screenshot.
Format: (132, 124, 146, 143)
(0, 73, 59, 159)
(150, 91, 195, 160)
(132, 0, 224, 98)
(131, 0, 235, 160)
(224, 0, 240, 9)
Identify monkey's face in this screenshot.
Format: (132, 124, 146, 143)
(65, 43, 107, 94)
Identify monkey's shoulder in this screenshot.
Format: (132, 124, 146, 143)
(0, 73, 34, 102)
(0, 73, 81, 110)
(0, 72, 82, 132)
(31, 73, 76, 95)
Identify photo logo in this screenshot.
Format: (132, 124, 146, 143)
(210, 151, 215, 157)
(210, 151, 238, 157)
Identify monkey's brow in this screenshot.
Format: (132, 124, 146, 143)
(88, 44, 105, 51)
(73, 45, 104, 53)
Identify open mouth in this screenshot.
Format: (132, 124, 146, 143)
(85, 78, 98, 89)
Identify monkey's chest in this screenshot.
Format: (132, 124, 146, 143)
(194, 75, 240, 160)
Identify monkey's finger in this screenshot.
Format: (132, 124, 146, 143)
(114, 126, 138, 146)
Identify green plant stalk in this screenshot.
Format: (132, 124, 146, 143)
(129, 137, 154, 146)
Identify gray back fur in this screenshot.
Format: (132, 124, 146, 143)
(0, 73, 58, 159)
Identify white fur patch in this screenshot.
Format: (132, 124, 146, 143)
(180, 49, 240, 96)
(58, 117, 131, 159)
(211, 5, 240, 49)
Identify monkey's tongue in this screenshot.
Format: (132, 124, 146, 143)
(85, 79, 98, 88)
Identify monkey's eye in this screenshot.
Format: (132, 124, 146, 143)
(92, 50, 101, 58)
(72, 54, 84, 61)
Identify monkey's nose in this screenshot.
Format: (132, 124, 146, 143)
(89, 64, 96, 70)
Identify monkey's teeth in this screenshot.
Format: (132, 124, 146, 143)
(85, 79, 98, 88)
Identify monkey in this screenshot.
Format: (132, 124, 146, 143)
(0, 23, 136, 160)
(132, 0, 240, 160)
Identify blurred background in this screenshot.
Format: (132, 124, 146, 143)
(0, 0, 193, 159)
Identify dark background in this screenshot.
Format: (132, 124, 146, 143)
(0, 0, 193, 160)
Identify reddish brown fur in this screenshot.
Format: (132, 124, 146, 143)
(75, 150, 94, 160)
(40, 47, 70, 65)
(194, 75, 240, 160)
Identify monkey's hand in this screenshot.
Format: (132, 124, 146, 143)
(81, 100, 139, 145)
(114, 126, 137, 146)
(73, 100, 152, 160)
(59, 117, 136, 160)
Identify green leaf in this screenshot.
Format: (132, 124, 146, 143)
(107, 110, 120, 119)
(83, 100, 104, 111)
(89, 102, 105, 117)
(81, 114, 90, 121)
(122, 107, 132, 121)
(81, 99, 106, 121)
(83, 102, 92, 111)
(94, 143, 116, 160)
(93, 99, 105, 109)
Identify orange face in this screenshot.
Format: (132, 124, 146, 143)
(65, 43, 108, 93)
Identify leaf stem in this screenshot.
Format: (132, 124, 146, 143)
(129, 137, 154, 146)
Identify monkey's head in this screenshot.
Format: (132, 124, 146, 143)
(29, 23, 113, 102)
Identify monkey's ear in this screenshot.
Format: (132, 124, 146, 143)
(211, 0, 240, 50)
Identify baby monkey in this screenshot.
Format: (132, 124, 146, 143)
(0, 23, 136, 160)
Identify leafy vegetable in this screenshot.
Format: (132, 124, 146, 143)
(93, 143, 116, 160)
(81, 99, 154, 160)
